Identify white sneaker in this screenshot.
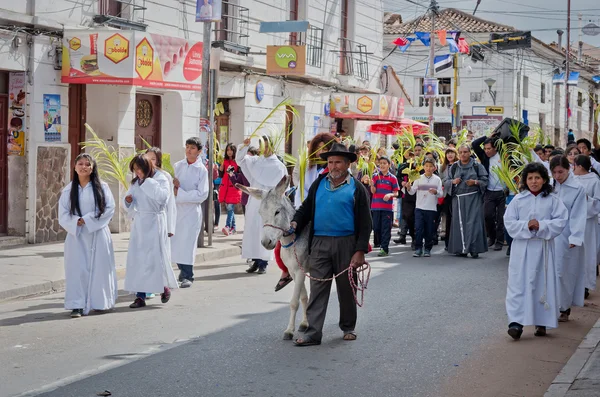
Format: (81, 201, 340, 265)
(180, 279, 193, 288)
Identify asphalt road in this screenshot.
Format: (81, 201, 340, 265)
(2, 242, 596, 397)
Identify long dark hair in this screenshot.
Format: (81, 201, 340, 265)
(441, 147, 458, 173)
(550, 155, 570, 172)
(70, 153, 106, 219)
(574, 154, 600, 177)
(224, 143, 237, 161)
(146, 147, 163, 168)
(519, 162, 553, 197)
(130, 154, 154, 184)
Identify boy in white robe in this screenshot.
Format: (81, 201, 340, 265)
(504, 163, 568, 339)
(171, 137, 209, 288)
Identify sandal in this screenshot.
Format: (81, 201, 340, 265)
(294, 337, 321, 347)
(343, 331, 357, 341)
(274, 275, 293, 292)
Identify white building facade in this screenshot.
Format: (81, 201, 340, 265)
(0, 0, 385, 244)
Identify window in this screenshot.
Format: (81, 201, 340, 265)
(523, 75, 529, 98)
(99, 0, 122, 16)
(438, 78, 451, 95)
(577, 92, 584, 107)
(541, 83, 546, 103)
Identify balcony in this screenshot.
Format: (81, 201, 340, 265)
(212, 1, 250, 56)
(288, 26, 324, 68)
(418, 95, 453, 108)
(94, 0, 148, 31)
(336, 38, 370, 80)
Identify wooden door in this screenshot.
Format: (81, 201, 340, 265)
(0, 96, 8, 233)
(68, 84, 86, 167)
(135, 94, 161, 151)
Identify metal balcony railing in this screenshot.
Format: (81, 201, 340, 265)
(94, 0, 148, 31)
(212, 1, 250, 55)
(418, 95, 453, 108)
(287, 26, 324, 68)
(336, 38, 369, 80)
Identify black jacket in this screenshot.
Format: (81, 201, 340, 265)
(292, 173, 373, 254)
(472, 136, 491, 173)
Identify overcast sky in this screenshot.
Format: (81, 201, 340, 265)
(383, 0, 600, 48)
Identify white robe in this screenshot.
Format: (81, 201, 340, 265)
(170, 158, 209, 265)
(236, 144, 287, 260)
(59, 182, 117, 315)
(293, 164, 322, 209)
(574, 172, 600, 290)
(160, 169, 177, 236)
(124, 173, 178, 293)
(504, 191, 568, 329)
(554, 175, 588, 311)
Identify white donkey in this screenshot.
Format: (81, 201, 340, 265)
(237, 176, 310, 340)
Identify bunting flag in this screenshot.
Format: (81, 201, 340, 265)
(567, 71, 580, 86)
(458, 37, 470, 54)
(449, 31, 461, 41)
(434, 54, 453, 73)
(415, 32, 431, 46)
(447, 38, 459, 53)
(393, 37, 416, 52)
(437, 30, 447, 46)
(593, 75, 600, 84)
(553, 72, 565, 85)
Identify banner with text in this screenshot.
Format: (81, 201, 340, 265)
(330, 94, 405, 121)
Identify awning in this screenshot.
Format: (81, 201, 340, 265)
(367, 119, 429, 136)
(61, 30, 203, 90)
(330, 93, 405, 121)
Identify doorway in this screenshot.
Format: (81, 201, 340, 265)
(68, 84, 87, 167)
(135, 93, 161, 151)
(0, 95, 9, 234)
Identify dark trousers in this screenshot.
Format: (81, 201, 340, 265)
(415, 209, 436, 251)
(372, 210, 393, 253)
(372, 211, 380, 247)
(399, 200, 416, 239)
(442, 197, 452, 248)
(484, 190, 506, 244)
(303, 235, 357, 342)
(177, 264, 194, 281)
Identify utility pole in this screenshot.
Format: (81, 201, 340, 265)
(198, 21, 213, 248)
(453, 53, 459, 131)
(428, 0, 438, 133)
(564, 0, 571, 136)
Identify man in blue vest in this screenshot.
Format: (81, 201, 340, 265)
(290, 143, 372, 346)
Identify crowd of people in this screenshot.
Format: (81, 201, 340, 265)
(58, 124, 600, 344)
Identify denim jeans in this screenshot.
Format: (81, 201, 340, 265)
(254, 259, 268, 270)
(372, 210, 393, 253)
(177, 263, 194, 281)
(225, 204, 236, 229)
(415, 209, 436, 251)
(136, 292, 146, 300)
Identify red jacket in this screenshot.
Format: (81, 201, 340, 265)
(219, 159, 242, 204)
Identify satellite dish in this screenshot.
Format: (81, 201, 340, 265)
(583, 23, 600, 36)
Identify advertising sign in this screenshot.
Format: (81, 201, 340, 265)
(43, 94, 62, 142)
(196, 0, 222, 22)
(330, 94, 405, 121)
(62, 30, 204, 90)
(423, 78, 438, 98)
(266, 45, 306, 76)
(8, 72, 26, 156)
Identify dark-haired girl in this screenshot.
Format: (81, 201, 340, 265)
(504, 163, 568, 339)
(218, 143, 241, 235)
(59, 154, 117, 318)
(551, 155, 587, 322)
(124, 154, 178, 308)
(573, 155, 600, 295)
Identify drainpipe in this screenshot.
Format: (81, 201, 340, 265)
(557, 30, 563, 52)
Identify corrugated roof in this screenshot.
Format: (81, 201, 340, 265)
(384, 8, 515, 35)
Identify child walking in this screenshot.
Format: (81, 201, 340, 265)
(408, 158, 443, 257)
(370, 156, 399, 257)
(504, 163, 568, 339)
(59, 154, 117, 317)
(219, 143, 242, 236)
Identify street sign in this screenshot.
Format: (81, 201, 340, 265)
(583, 23, 600, 36)
(486, 106, 504, 114)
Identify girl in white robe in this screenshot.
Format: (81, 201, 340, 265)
(58, 154, 117, 318)
(550, 155, 588, 322)
(504, 163, 568, 339)
(573, 155, 600, 295)
(124, 154, 178, 308)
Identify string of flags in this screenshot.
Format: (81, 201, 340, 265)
(552, 71, 580, 86)
(392, 30, 470, 54)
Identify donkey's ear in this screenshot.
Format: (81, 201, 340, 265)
(275, 175, 290, 197)
(235, 184, 266, 200)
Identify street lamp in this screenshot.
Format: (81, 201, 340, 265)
(485, 78, 497, 105)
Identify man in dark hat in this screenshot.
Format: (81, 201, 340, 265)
(290, 143, 372, 346)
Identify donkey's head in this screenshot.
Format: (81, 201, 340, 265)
(236, 175, 295, 250)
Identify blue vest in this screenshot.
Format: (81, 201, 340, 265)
(314, 177, 356, 237)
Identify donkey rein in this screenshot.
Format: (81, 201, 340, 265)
(263, 224, 371, 307)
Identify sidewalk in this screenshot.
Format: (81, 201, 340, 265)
(0, 215, 245, 302)
(545, 318, 600, 397)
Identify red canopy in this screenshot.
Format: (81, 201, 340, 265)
(367, 119, 429, 136)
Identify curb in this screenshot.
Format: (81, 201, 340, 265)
(544, 318, 600, 397)
(0, 245, 242, 303)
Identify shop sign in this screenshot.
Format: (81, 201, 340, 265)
(255, 81, 264, 103)
(485, 106, 504, 114)
(196, 0, 222, 22)
(330, 94, 405, 121)
(8, 72, 26, 156)
(62, 30, 205, 90)
(43, 94, 61, 142)
(266, 45, 306, 76)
